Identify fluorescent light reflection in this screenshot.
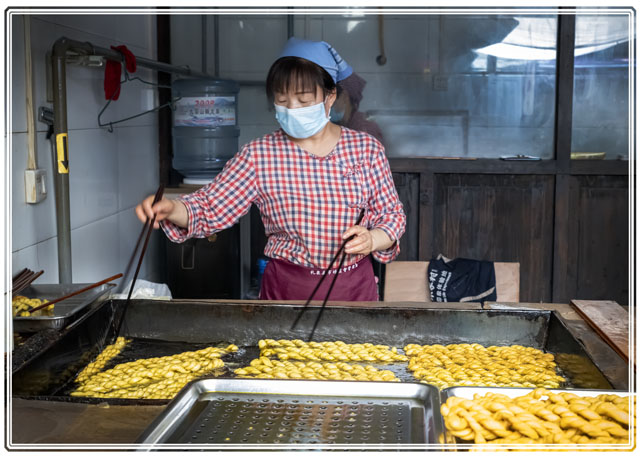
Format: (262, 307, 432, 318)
(476, 41, 619, 61)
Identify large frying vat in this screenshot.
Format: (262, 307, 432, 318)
(11, 299, 628, 402)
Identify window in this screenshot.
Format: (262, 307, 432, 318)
(360, 14, 558, 159)
(571, 13, 630, 160)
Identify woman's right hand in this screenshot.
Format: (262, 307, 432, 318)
(135, 195, 185, 229)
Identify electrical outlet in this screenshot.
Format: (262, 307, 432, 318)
(25, 169, 47, 204)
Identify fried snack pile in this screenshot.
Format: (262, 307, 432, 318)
(72, 343, 238, 399)
(405, 343, 565, 389)
(12, 295, 54, 317)
(441, 388, 631, 446)
(258, 339, 408, 363)
(234, 356, 399, 381)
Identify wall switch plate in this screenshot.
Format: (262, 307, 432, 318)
(25, 169, 47, 204)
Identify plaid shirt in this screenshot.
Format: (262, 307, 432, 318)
(161, 127, 406, 269)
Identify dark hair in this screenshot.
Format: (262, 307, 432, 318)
(266, 56, 336, 103)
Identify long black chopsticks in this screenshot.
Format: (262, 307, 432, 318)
(114, 184, 165, 336)
(291, 208, 366, 341)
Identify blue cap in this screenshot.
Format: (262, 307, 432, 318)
(278, 37, 353, 83)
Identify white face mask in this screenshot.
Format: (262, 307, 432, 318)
(274, 100, 330, 139)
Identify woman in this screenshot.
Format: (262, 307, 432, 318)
(136, 37, 406, 301)
(331, 71, 384, 144)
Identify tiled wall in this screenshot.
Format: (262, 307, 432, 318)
(11, 14, 163, 285)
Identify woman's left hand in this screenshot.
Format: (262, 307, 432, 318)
(343, 227, 392, 255)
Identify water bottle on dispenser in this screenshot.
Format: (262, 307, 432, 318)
(172, 78, 240, 183)
(166, 79, 243, 299)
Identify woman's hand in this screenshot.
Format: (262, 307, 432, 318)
(342, 226, 393, 255)
(135, 195, 188, 229)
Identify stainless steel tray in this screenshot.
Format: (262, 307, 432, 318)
(136, 378, 445, 447)
(440, 386, 631, 445)
(13, 283, 116, 332)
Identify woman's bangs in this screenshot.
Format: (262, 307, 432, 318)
(274, 64, 318, 96)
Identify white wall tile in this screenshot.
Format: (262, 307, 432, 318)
(11, 132, 58, 251)
(37, 14, 156, 53)
(11, 13, 158, 287)
(116, 126, 159, 210)
(64, 63, 111, 131)
(171, 15, 202, 71)
(219, 16, 287, 75)
(29, 18, 158, 132)
(110, 64, 159, 130)
(35, 237, 61, 283)
(117, 15, 154, 51)
(41, 15, 117, 41)
(71, 214, 120, 283)
(293, 15, 322, 39)
(53, 20, 115, 49)
(11, 244, 38, 278)
(11, 14, 27, 134)
(52, 25, 122, 131)
(68, 128, 119, 229)
(12, 237, 59, 284)
(237, 85, 274, 125)
(203, 15, 216, 76)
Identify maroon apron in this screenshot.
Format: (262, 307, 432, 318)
(259, 255, 378, 301)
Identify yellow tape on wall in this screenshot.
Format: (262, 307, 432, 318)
(56, 133, 69, 174)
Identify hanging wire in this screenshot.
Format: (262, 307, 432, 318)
(98, 66, 182, 132)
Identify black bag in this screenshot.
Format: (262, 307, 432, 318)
(427, 255, 497, 303)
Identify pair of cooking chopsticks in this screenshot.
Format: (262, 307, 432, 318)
(291, 208, 366, 341)
(114, 184, 165, 335)
(25, 273, 123, 314)
(12, 268, 44, 296)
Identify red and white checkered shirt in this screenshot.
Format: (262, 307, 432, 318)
(161, 127, 406, 269)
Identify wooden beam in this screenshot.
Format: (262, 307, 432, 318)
(418, 172, 434, 260)
(554, 12, 576, 172)
(389, 157, 628, 176)
(552, 175, 571, 302)
(570, 160, 629, 175)
(389, 158, 557, 174)
(157, 14, 173, 187)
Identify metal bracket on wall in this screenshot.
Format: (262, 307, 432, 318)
(66, 53, 105, 67)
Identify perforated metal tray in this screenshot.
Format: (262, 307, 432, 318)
(136, 378, 444, 447)
(13, 283, 115, 332)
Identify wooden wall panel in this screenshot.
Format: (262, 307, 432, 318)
(433, 174, 555, 302)
(571, 176, 629, 305)
(393, 173, 420, 261)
